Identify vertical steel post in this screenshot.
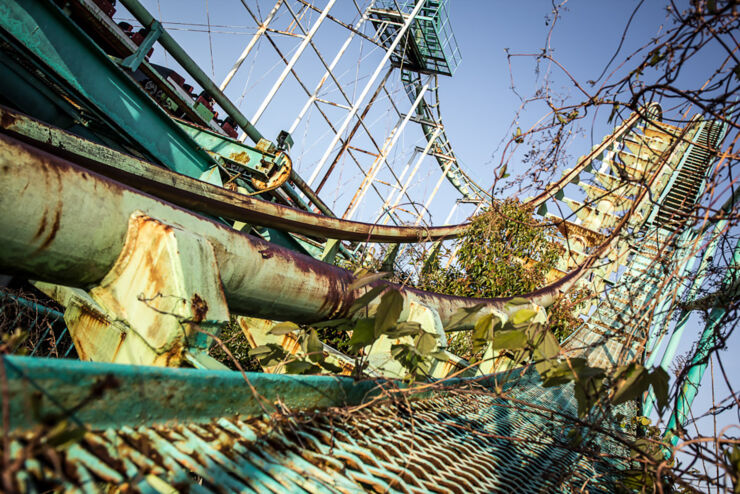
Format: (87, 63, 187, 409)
(664, 236, 740, 444)
(220, 0, 284, 91)
(343, 79, 430, 220)
(246, 0, 337, 129)
(381, 127, 442, 225)
(306, 0, 426, 187)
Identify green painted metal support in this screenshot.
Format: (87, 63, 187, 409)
(176, 120, 278, 181)
(381, 243, 400, 272)
(664, 236, 740, 445)
(0, 1, 220, 177)
(0, 1, 220, 178)
(643, 230, 698, 366)
(320, 238, 341, 264)
(120, 20, 162, 71)
(0, 355, 384, 431)
(117, 0, 266, 146)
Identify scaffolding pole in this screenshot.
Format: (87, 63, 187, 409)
(344, 79, 430, 220)
(245, 0, 337, 129)
(220, 0, 284, 91)
(306, 0, 426, 187)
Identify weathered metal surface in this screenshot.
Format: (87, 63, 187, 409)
(0, 356, 627, 492)
(0, 134, 579, 329)
(0, 106, 467, 242)
(68, 0, 213, 127)
(0, 355, 385, 430)
(0, 0, 218, 177)
(528, 106, 651, 208)
(66, 213, 229, 366)
(117, 0, 266, 146)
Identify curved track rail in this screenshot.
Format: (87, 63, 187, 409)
(0, 105, 655, 245)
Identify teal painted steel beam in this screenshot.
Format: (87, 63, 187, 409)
(176, 120, 277, 181)
(117, 0, 265, 146)
(0, 0, 217, 178)
(664, 235, 740, 444)
(120, 20, 162, 71)
(0, 354, 383, 431)
(0, 354, 534, 432)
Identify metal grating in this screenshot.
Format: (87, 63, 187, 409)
(5, 368, 629, 493)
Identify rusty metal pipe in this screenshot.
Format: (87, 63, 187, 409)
(0, 135, 578, 327)
(0, 106, 465, 242)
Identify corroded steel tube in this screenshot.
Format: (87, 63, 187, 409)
(0, 106, 464, 242)
(0, 135, 578, 326)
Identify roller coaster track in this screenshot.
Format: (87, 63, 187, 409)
(0, 1, 733, 491)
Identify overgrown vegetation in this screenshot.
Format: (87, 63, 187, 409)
(411, 198, 590, 358)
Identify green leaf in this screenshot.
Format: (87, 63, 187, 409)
(391, 343, 409, 359)
(348, 271, 388, 291)
(249, 345, 273, 356)
(304, 329, 324, 363)
(574, 376, 604, 418)
(540, 359, 580, 387)
(268, 322, 300, 335)
(511, 308, 537, 325)
(416, 332, 438, 355)
(374, 289, 404, 336)
(504, 297, 530, 309)
(348, 318, 376, 350)
(318, 359, 343, 373)
(612, 364, 650, 406)
(311, 318, 351, 329)
(45, 421, 86, 450)
(472, 313, 496, 354)
(649, 367, 670, 412)
(430, 351, 449, 362)
(386, 321, 422, 338)
(349, 285, 386, 315)
(492, 329, 527, 350)
(532, 328, 560, 360)
(284, 360, 321, 375)
(446, 303, 486, 330)
(250, 343, 287, 367)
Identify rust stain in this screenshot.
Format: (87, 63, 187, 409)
(191, 293, 208, 323)
(36, 208, 61, 252)
(0, 110, 17, 130)
(33, 207, 48, 240)
(143, 249, 168, 295)
(111, 331, 127, 361)
(228, 151, 251, 165)
(82, 437, 127, 474)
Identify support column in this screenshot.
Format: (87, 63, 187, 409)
(247, 0, 337, 128)
(306, 0, 426, 187)
(344, 79, 431, 220)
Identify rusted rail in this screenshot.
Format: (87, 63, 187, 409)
(0, 134, 584, 327)
(0, 105, 653, 244)
(0, 107, 464, 243)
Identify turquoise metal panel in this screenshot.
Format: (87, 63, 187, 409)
(1, 358, 629, 492)
(0, 0, 217, 178)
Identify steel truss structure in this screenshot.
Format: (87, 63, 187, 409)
(0, 0, 735, 491)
